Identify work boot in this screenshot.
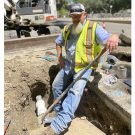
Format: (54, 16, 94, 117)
(44, 112, 57, 124)
(47, 111, 57, 118)
(40, 126, 57, 135)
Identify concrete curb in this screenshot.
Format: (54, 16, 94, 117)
(4, 34, 60, 52)
(4, 34, 60, 44)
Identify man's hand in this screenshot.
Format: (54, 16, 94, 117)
(103, 34, 119, 52)
(56, 44, 65, 68)
(58, 56, 65, 68)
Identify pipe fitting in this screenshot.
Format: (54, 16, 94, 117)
(107, 55, 118, 65)
(102, 62, 112, 71)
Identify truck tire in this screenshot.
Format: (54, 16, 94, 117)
(46, 26, 61, 34)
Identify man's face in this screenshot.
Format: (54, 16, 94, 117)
(71, 12, 87, 24)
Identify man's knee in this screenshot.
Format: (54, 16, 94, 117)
(72, 80, 86, 96)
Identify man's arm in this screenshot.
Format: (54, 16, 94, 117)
(55, 32, 65, 68)
(96, 25, 119, 52)
(56, 44, 65, 68)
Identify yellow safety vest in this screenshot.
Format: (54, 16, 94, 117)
(63, 20, 102, 73)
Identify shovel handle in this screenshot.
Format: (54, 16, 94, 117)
(98, 47, 106, 58)
(4, 116, 11, 134)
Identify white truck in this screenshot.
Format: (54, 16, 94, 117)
(4, 0, 61, 39)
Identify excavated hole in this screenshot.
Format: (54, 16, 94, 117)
(76, 88, 131, 135)
(117, 55, 131, 62)
(29, 81, 49, 101)
(119, 56, 131, 62)
(19, 81, 54, 132)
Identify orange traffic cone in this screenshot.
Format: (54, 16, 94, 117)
(103, 21, 105, 30)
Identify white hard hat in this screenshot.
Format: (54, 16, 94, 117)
(70, 3, 85, 14)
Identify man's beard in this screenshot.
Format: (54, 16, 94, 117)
(72, 22, 83, 35)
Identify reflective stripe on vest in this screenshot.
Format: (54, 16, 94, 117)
(63, 21, 101, 72)
(85, 21, 101, 67)
(63, 24, 72, 51)
(86, 21, 94, 62)
(64, 26, 67, 40)
(63, 24, 72, 41)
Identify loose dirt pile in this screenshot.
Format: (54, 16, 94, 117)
(4, 49, 55, 135)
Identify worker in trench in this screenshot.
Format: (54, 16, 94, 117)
(39, 3, 119, 135)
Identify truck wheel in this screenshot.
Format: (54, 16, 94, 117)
(46, 26, 61, 34)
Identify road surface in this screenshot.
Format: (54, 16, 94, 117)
(50, 18, 131, 38)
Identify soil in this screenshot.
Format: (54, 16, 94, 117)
(4, 48, 130, 135)
(4, 49, 56, 135)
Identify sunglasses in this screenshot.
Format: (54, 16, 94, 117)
(70, 9, 84, 13)
(71, 14, 82, 18)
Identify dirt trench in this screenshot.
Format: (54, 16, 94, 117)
(4, 49, 130, 135)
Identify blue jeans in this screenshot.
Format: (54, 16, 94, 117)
(50, 68, 92, 134)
